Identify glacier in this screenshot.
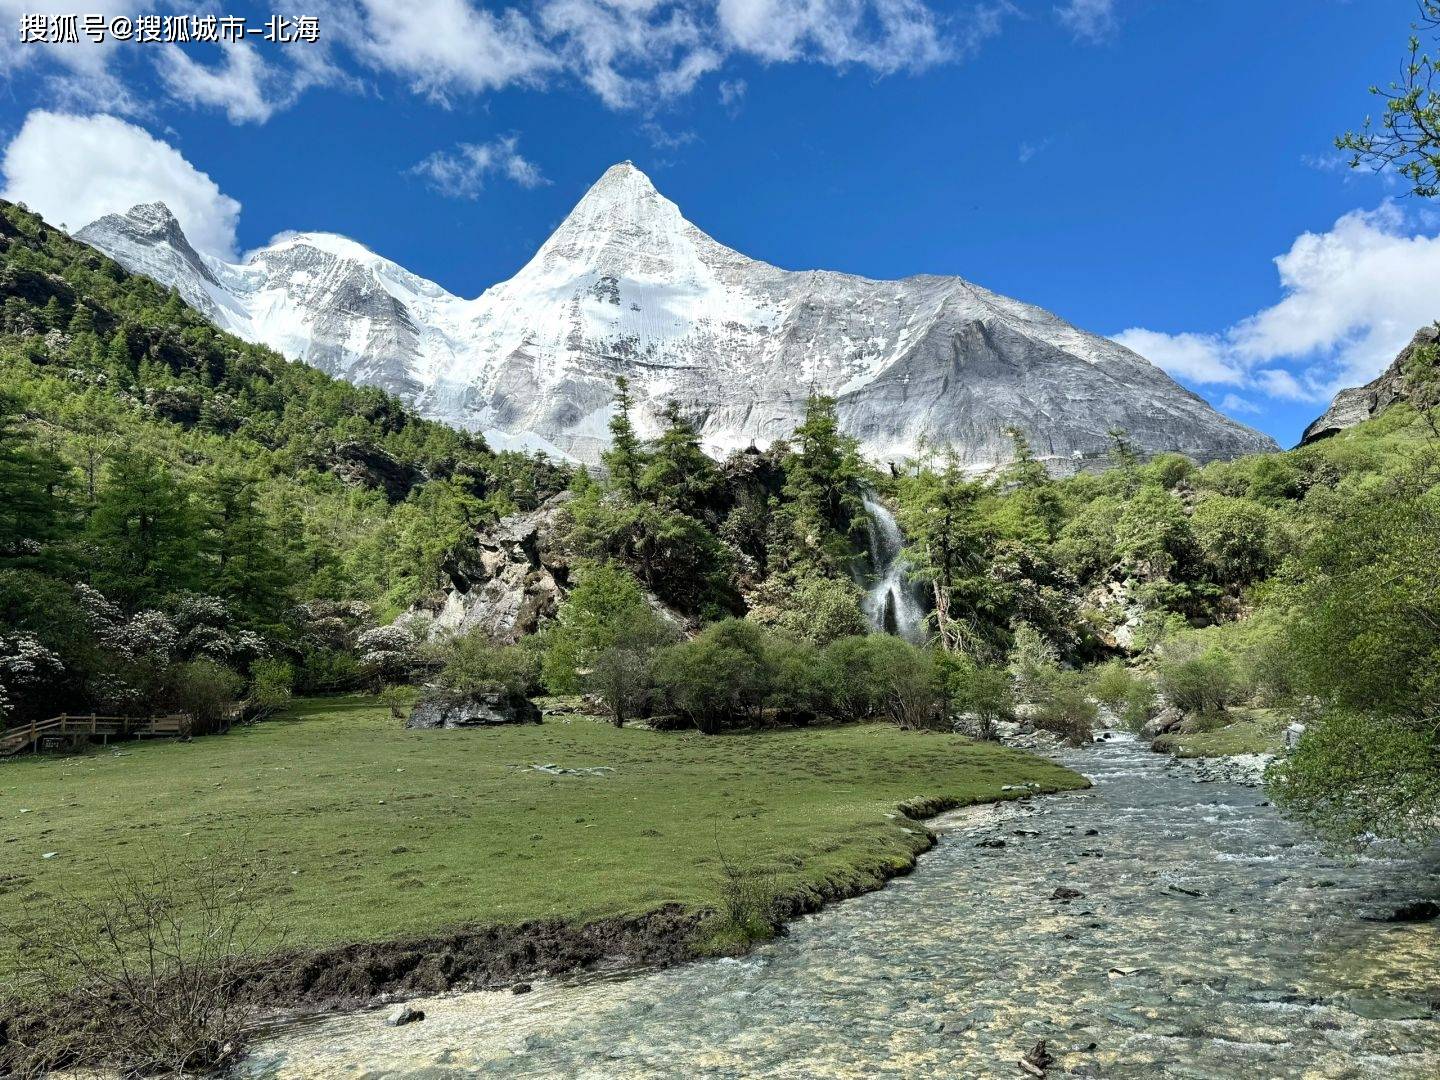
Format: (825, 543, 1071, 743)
(77, 161, 1278, 468)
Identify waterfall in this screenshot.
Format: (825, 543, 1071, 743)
(859, 496, 926, 644)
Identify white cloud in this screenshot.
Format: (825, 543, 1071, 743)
(410, 136, 549, 199)
(715, 0, 956, 73)
(1018, 137, 1052, 164)
(0, 0, 140, 113)
(157, 45, 282, 125)
(4, 0, 1005, 121)
(1220, 393, 1261, 415)
(718, 77, 747, 109)
(1056, 0, 1117, 43)
(0, 111, 241, 259)
(343, 0, 558, 102)
(1112, 328, 1245, 385)
(1114, 203, 1440, 404)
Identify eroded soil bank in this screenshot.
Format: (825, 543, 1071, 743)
(242, 735, 1440, 1079)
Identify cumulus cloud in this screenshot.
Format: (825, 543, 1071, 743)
(0, 0, 140, 112)
(154, 40, 354, 125)
(1114, 203, 1440, 403)
(4, 0, 1013, 122)
(1111, 328, 1243, 386)
(410, 136, 549, 199)
(1056, 0, 1118, 42)
(1220, 393, 1261, 415)
(343, 0, 558, 102)
(715, 0, 957, 73)
(0, 111, 242, 259)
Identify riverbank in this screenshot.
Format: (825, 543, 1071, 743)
(241, 733, 1440, 1080)
(0, 696, 1087, 1061)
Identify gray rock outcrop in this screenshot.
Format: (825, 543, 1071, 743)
(400, 493, 573, 644)
(1300, 324, 1439, 445)
(406, 691, 542, 729)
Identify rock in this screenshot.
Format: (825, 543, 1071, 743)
(398, 494, 574, 644)
(385, 1004, 424, 1027)
(1018, 1038, 1055, 1076)
(976, 838, 1007, 849)
(1051, 886, 1084, 901)
(1140, 705, 1182, 739)
(511, 982, 533, 994)
(1301, 324, 1439, 444)
(1366, 900, 1440, 923)
(406, 691, 542, 729)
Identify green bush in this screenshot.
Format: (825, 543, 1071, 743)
(1192, 494, 1282, 588)
(164, 659, 243, 735)
(936, 650, 1013, 736)
(1007, 622, 1060, 703)
(1156, 642, 1240, 717)
(248, 658, 293, 718)
(655, 619, 775, 733)
(1030, 671, 1098, 744)
(431, 633, 540, 699)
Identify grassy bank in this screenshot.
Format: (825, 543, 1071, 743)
(1152, 707, 1289, 758)
(1, 697, 1086, 960)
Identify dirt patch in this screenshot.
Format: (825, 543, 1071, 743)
(238, 904, 703, 1014)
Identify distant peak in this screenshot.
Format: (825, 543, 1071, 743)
(80, 200, 187, 246)
(589, 160, 658, 195)
(126, 201, 179, 223)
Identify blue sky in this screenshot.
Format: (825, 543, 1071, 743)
(2, 0, 1437, 447)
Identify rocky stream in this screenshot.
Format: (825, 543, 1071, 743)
(241, 734, 1440, 1078)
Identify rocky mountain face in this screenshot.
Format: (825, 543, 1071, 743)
(78, 163, 1277, 469)
(1300, 324, 1440, 445)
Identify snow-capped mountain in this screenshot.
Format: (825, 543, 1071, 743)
(78, 162, 1277, 467)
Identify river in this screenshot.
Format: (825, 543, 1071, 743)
(242, 735, 1440, 1078)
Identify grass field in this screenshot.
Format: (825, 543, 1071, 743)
(1152, 707, 1289, 758)
(0, 697, 1087, 956)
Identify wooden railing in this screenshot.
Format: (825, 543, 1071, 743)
(0, 713, 191, 757)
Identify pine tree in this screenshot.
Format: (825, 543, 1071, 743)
(0, 394, 72, 571)
(778, 394, 865, 573)
(602, 376, 646, 498)
(86, 449, 201, 609)
(640, 400, 719, 515)
(201, 467, 293, 628)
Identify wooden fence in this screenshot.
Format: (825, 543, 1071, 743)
(0, 713, 191, 757)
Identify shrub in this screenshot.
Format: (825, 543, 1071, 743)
(709, 845, 777, 946)
(431, 633, 539, 699)
(862, 635, 941, 730)
(1007, 622, 1060, 703)
(936, 650, 1013, 737)
(1156, 642, 1240, 717)
(654, 619, 775, 732)
(746, 572, 868, 646)
(292, 647, 363, 694)
(1192, 494, 1282, 588)
(1031, 671, 1099, 744)
(164, 658, 243, 735)
(1119, 679, 1157, 732)
(248, 658, 293, 719)
(1089, 660, 1136, 710)
(0, 853, 275, 1076)
(541, 563, 676, 723)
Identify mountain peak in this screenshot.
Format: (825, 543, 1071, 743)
(514, 159, 707, 281)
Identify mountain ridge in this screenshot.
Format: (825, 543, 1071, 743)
(77, 162, 1278, 467)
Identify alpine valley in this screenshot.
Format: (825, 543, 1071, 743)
(78, 162, 1276, 468)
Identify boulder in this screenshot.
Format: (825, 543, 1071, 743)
(385, 1004, 424, 1027)
(406, 691, 542, 730)
(1140, 705, 1183, 739)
